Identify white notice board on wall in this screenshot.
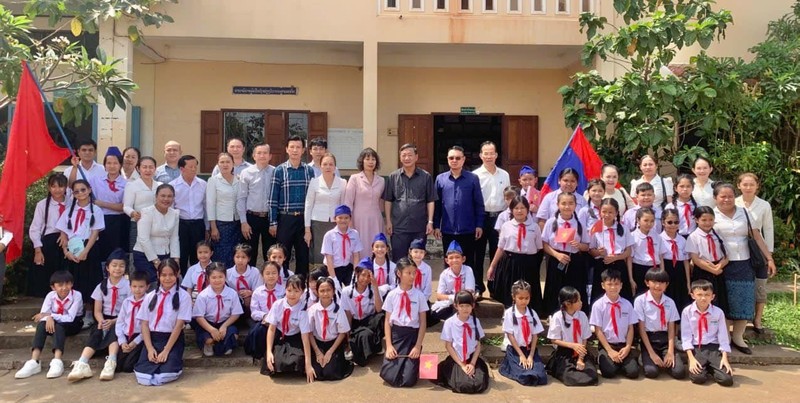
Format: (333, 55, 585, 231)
(328, 128, 363, 170)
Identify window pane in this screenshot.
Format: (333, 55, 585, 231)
(224, 111, 265, 163)
(558, 0, 567, 12)
(387, 0, 397, 8)
(533, 0, 543, 11)
(287, 112, 309, 143)
(510, 0, 520, 11)
(437, 0, 447, 9)
(486, 0, 494, 10)
(582, 0, 591, 11)
(462, 0, 471, 10)
(412, 0, 422, 8)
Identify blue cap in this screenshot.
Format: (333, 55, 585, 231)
(373, 233, 388, 245)
(519, 165, 536, 176)
(334, 205, 351, 217)
(357, 257, 373, 271)
(446, 240, 463, 255)
(409, 238, 426, 251)
(106, 146, 122, 157)
(106, 247, 127, 262)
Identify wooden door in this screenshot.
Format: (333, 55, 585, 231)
(398, 114, 433, 173)
(309, 112, 328, 142)
(200, 111, 222, 173)
(501, 115, 539, 181)
(266, 110, 286, 163)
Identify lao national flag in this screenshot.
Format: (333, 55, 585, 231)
(540, 126, 603, 198)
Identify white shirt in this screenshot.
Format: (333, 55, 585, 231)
(372, 259, 396, 288)
(192, 286, 244, 323)
(685, 228, 724, 262)
(493, 209, 512, 231)
(383, 287, 429, 328)
(602, 188, 634, 215)
(473, 165, 511, 213)
(542, 215, 588, 253)
(307, 302, 350, 342)
(206, 173, 239, 222)
(137, 286, 193, 332)
(251, 284, 286, 322)
(502, 306, 544, 349)
(634, 291, 680, 332)
(437, 266, 476, 296)
(121, 168, 140, 182)
(736, 196, 774, 252)
(440, 315, 485, 362)
(666, 199, 697, 236)
(320, 227, 363, 268)
(29, 197, 71, 247)
(90, 278, 130, 317)
(578, 202, 602, 231)
(589, 223, 633, 257)
(622, 205, 663, 234)
(547, 309, 591, 344)
(88, 175, 127, 215)
(170, 176, 207, 222)
(55, 203, 105, 240)
(497, 216, 542, 254)
(115, 295, 145, 345)
(41, 290, 83, 323)
(412, 261, 433, 299)
(536, 190, 587, 222)
(713, 207, 751, 261)
(693, 178, 717, 208)
(680, 302, 730, 352)
(630, 228, 663, 267)
(133, 205, 180, 261)
(180, 261, 213, 294)
(0, 227, 12, 249)
(123, 178, 162, 219)
(212, 160, 252, 176)
(226, 265, 264, 292)
(236, 164, 275, 220)
(64, 162, 106, 183)
(265, 298, 311, 336)
(341, 285, 378, 320)
(590, 294, 638, 344)
(304, 176, 347, 226)
(631, 175, 674, 208)
(660, 232, 688, 263)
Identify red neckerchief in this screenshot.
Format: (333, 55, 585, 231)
(153, 290, 171, 329)
(236, 274, 250, 291)
(609, 300, 621, 338)
(281, 308, 291, 339)
(106, 178, 119, 192)
(110, 286, 119, 315)
(74, 208, 86, 231)
(266, 289, 276, 311)
(57, 202, 66, 217)
(561, 221, 571, 250)
(646, 235, 656, 267)
(454, 272, 462, 293)
(669, 239, 678, 267)
(340, 231, 350, 260)
(400, 290, 412, 319)
(414, 269, 422, 289)
(461, 321, 472, 364)
(354, 294, 364, 319)
(649, 292, 667, 330)
(128, 299, 143, 338)
(376, 266, 386, 286)
(321, 308, 330, 340)
(697, 310, 709, 345)
(517, 222, 526, 251)
(706, 234, 718, 260)
(608, 228, 616, 253)
(520, 311, 531, 345)
(683, 203, 692, 231)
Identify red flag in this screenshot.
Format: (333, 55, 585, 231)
(419, 353, 439, 379)
(540, 126, 604, 198)
(0, 63, 72, 262)
(590, 218, 604, 234)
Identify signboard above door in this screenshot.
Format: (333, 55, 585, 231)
(233, 86, 298, 95)
(460, 106, 477, 115)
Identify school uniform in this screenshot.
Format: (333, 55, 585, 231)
(491, 216, 544, 315)
(342, 283, 384, 366)
(180, 261, 212, 300)
(435, 315, 489, 394)
(493, 208, 512, 231)
(542, 215, 589, 316)
(89, 174, 128, 257)
(226, 265, 264, 327)
(320, 227, 363, 287)
(245, 284, 286, 360)
(680, 303, 734, 386)
(666, 199, 697, 237)
(546, 309, 598, 386)
(685, 228, 728, 314)
(660, 232, 690, 310)
(590, 295, 640, 378)
(630, 228, 663, 298)
(630, 175, 674, 209)
(191, 286, 244, 356)
(578, 203, 602, 232)
(28, 196, 70, 297)
(380, 287, 430, 387)
(276, 265, 295, 287)
(261, 298, 312, 376)
(621, 205, 663, 235)
(134, 286, 193, 386)
(634, 291, 686, 379)
(308, 301, 353, 380)
(535, 190, 588, 223)
(578, 203, 602, 303)
(431, 265, 476, 322)
(114, 294, 146, 373)
(413, 260, 433, 300)
(32, 290, 85, 353)
(55, 203, 106, 298)
(372, 258, 397, 289)
(499, 306, 547, 386)
(588, 223, 632, 303)
(85, 278, 130, 353)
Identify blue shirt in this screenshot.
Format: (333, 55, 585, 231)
(433, 170, 485, 235)
(155, 164, 180, 184)
(269, 160, 315, 226)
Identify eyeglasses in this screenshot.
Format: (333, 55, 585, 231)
(448, 156, 463, 161)
(73, 188, 89, 194)
(664, 221, 679, 225)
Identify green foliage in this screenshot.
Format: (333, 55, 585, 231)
(762, 292, 800, 350)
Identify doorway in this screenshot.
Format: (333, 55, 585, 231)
(432, 114, 502, 175)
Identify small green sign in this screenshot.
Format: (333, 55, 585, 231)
(460, 106, 477, 115)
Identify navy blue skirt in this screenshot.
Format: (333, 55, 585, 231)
(350, 312, 385, 367)
(311, 337, 353, 381)
(134, 331, 185, 386)
(499, 346, 547, 386)
(380, 325, 420, 387)
(435, 354, 489, 394)
(211, 220, 240, 268)
(192, 319, 239, 356)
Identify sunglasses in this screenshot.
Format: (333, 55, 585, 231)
(447, 156, 463, 161)
(664, 221, 679, 225)
(72, 187, 89, 194)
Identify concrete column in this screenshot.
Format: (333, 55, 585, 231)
(362, 40, 379, 150)
(97, 21, 133, 156)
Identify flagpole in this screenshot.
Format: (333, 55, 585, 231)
(22, 61, 87, 182)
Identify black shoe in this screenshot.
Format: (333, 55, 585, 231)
(732, 343, 752, 355)
(753, 326, 764, 335)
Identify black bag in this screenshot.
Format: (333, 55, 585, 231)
(743, 208, 767, 270)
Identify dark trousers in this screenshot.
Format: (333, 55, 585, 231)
(32, 318, 84, 353)
(688, 344, 734, 386)
(98, 214, 130, 259)
(598, 342, 640, 379)
(473, 214, 499, 294)
(390, 230, 426, 263)
(442, 232, 477, 287)
(245, 212, 276, 267)
(179, 219, 205, 276)
(277, 214, 308, 277)
(641, 331, 686, 379)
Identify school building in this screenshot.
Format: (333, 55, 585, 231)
(75, 0, 795, 176)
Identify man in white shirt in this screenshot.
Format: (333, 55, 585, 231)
(237, 143, 276, 266)
(472, 141, 510, 296)
(155, 141, 182, 184)
(64, 139, 106, 184)
(170, 155, 208, 274)
(212, 137, 252, 176)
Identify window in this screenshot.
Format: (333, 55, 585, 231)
(556, 0, 569, 14)
(385, 0, 399, 10)
(531, 0, 545, 14)
(461, 0, 472, 12)
(508, 0, 521, 13)
(223, 111, 265, 162)
(581, 0, 592, 13)
(410, 0, 424, 10)
(484, 0, 496, 12)
(435, 0, 448, 11)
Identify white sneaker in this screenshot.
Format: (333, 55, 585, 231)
(344, 350, 354, 361)
(14, 360, 41, 379)
(203, 344, 214, 357)
(67, 360, 93, 382)
(46, 359, 64, 379)
(224, 349, 233, 356)
(99, 358, 116, 381)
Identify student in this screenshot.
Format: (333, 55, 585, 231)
(192, 263, 243, 357)
(487, 196, 543, 314)
(371, 233, 396, 289)
(579, 178, 605, 231)
(114, 271, 149, 373)
(588, 198, 632, 304)
(590, 269, 640, 379)
(546, 286, 597, 386)
(267, 243, 294, 286)
(660, 209, 691, 310)
(535, 168, 587, 228)
(262, 275, 314, 383)
(622, 182, 663, 234)
(134, 260, 192, 386)
(499, 280, 547, 386)
(432, 240, 477, 322)
(303, 267, 343, 307)
(68, 249, 131, 382)
(492, 186, 521, 232)
(227, 243, 264, 326)
(628, 207, 664, 298)
(245, 261, 286, 361)
(435, 291, 489, 394)
(180, 241, 214, 301)
(321, 205, 363, 286)
(542, 192, 590, 316)
(685, 207, 729, 315)
(89, 152, 128, 258)
(666, 174, 698, 237)
(681, 280, 733, 386)
(29, 173, 69, 297)
(15, 271, 84, 379)
(380, 257, 429, 388)
(342, 257, 384, 367)
(407, 238, 433, 302)
(518, 165, 539, 211)
(634, 268, 686, 379)
(308, 277, 353, 381)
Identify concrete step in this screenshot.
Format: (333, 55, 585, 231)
(0, 297, 44, 322)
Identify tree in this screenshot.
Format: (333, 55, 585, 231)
(0, 0, 176, 126)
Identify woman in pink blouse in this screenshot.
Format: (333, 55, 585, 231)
(344, 148, 385, 251)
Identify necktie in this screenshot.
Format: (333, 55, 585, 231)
(670, 240, 678, 267)
(454, 275, 462, 293)
(608, 228, 616, 253)
(57, 202, 66, 217)
(341, 232, 350, 260)
(562, 221, 571, 250)
(197, 273, 205, 292)
(376, 267, 386, 286)
(610, 301, 621, 338)
(110, 286, 119, 315)
(154, 290, 170, 329)
(646, 236, 656, 267)
(650, 297, 667, 330)
(462, 322, 472, 363)
(128, 299, 143, 339)
(107, 179, 118, 192)
(414, 270, 422, 289)
(215, 294, 223, 323)
(697, 311, 709, 345)
(237, 275, 250, 291)
(683, 203, 692, 233)
(55, 297, 70, 314)
(74, 208, 86, 231)
(281, 308, 291, 339)
(322, 309, 330, 340)
(266, 289, 276, 310)
(706, 234, 718, 261)
(520, 314, 531, 345)
(354, 294, 364, 319)
(572, 317, 582, 343)
(517, 223, 526, 252)
(400, 291, 412, 319)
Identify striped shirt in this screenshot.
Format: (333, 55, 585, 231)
(269, 160, 315, 226)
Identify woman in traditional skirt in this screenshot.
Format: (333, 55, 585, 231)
(123, 156, 161, 251)
(262, 275, 315, 383)
(343, 257, 385, 367)
(660, 208, 691, 310)
(686, 206, 729, 317)
(713, 183, 775, 355)
(546, 286, 598, 386)
(308, 277, 353, 381)
(134, 260, 192, 386)
(206, 152, 241, 268)
(380, 257, 429, 387)
(90, 152, 128, 259)
(435, 291, 489, 394)
(498, 281, 547, 386)
(28, 173, 69, 297)
(588, 198, 631, 304)
(488, 196, 543, 314)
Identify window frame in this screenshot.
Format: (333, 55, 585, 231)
(409, 0, 425, 12)
(507, 0, 522, 14)
(384, 0, 400, 11)
(580, 0, 593, 13)
(556, 0, 570, 14)
(434, 0, 449, 12)
(483, 0, 498, 13)
(460, 0, 473, 13)
(530, 0, 546, 14)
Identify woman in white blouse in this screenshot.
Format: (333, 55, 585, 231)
(692, 156, 716, 207)
(598, 164, 634, 215)
(207, 152, 240, 267)
(133, 184, 180, 283)
(304, 152, 346, 265)
(123, 156, 162, 251)
(735, 173, 775, 334)
(630, 155, 673, 209)
(121, 146, 141, 181)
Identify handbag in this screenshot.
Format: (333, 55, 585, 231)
(743, 209, 767, 270)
